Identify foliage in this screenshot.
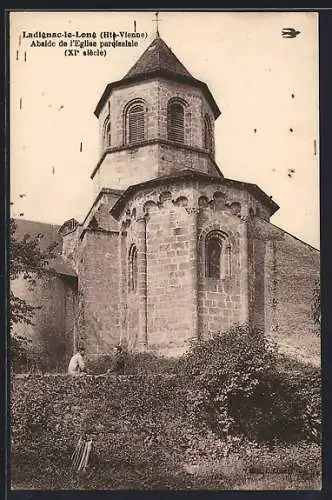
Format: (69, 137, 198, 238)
(311, 277, 321, 329)
(86, 351, 178, 375)
(11, 324, 321, 489)
(10, 217, 57, 330)
(10, 218, 58, 369)
(11, 334, 33, 372)
(11, 369, 321, 490)
(243, 440, 321, 477)
(178, 325, 321, 443)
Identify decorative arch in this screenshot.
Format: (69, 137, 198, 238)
(167, 98, 187, 143)
(174, 196, 188, 207)
(103, 115, 111, 148)
(198, 195, 209, 208)
(204, 114, 213, 152)
(230, 202, 241, 216)
(213, 191, 226, 210)
(143, 200, 158, 215)
(159, 191, 172, 204)
(128, 243, 138, 292)
(124, 99, 147, 145)
(204, 230, 231, 279)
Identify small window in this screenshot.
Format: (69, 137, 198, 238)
(127, 104, 145, 144)
(206, 236, 222, 278)
(103, 116, 111, 148)
(204, 115, 213, 152)
(128, 244, 138, 291)
(168, 102, 184, 143)
(205, 231, 230, 279)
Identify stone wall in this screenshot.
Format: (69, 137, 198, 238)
(253, 218, 320, 363)
(11, 272, 76, 370)
(93, 77, 218, 193)
(77, 230, 120, 357)
(115, 178, 268, 355)
(197, 209, 244, 338)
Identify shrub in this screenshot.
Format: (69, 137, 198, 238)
(11, 325, 321, 489)
(11, 373, 188, 484)
(11, 334, 33, 372)
(179, 325, 321, 444)
(86, 351, 178, 376)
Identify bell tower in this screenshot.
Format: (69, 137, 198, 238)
(90, 33, 223, 196)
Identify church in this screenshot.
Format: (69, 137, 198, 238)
(12, 31, 320, 364)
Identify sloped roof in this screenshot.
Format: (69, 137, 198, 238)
(94, 36, 221, 119)
(124, 36, 193, 79)
(110, 169, 279, 219)
(51, 255, 77, 277)
(12, 219, 62, 252)
(12, 219, 76, 277)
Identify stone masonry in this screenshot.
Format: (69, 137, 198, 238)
(13, 33, 320, 365)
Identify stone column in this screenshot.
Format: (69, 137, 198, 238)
(186, 207, 199, 341)
(136, 215, 148, 350)
(119, 229, 127, 346)
(239, 219, 249, 325)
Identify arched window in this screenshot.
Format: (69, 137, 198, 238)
(204, 115, 213, 152)
(128, 244, 138, 291)
(205, 231, 231, 279)
(167, 102, 184, 143)
(103, 116, 111, 148)
(127, 103, 145, 144)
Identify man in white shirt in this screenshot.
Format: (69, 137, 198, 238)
(68, 347, 86, 376)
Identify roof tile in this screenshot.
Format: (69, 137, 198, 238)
(124, 36, 193, 79)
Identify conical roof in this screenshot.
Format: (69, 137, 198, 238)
(124, 36, 193, 79)
(94, 35, 221, 119)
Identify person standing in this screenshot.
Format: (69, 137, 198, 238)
(68, 346, 86, 376)
(107, 345, 126, 375)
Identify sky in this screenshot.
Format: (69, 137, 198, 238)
(10, 10, 319, 248)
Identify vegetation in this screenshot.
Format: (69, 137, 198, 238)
(11, 325, 321, 490)
(10, 218, 57, 371)
(311, 277, 321, 329)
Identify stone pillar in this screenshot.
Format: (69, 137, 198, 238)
(136, 216, 148, 349)
(119, 229, 127, 346)
(239, 220, 249, 324)
(186, 207, 199, 341)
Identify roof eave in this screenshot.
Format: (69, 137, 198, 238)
(94, 71, 221, 119)
(110, 171, 278, 220)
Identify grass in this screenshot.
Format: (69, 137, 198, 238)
(11, 442, 321, 491)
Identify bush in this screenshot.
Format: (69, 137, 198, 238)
(11, 373, 188, 484)
(179, 325, 321, 444)
(244, 441, 321, 477)
(11, 334, 33, 372)
(86, 351, 179, 376)
(11, 325, 321, 489)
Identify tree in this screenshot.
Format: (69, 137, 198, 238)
(10, 218, 57, 369)
(311, 278, 321, 330)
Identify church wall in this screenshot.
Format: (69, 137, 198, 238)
(11, 272, 74, 370)
(253, 218, 320, 362)
(157, 143, 217, 177)
(117, 183, 198, 356)
(155, 78, 215, 152)
(118, 219, 141, 351)
(197, 208, 243, 337)
(77, 230, 120, 357)
(99, 78, 215, 151)
(93, 144, 160, 192)
(94, 78, 218, 192)
(115, 179, 275, 351)
(145, 201, 197, 355)
(111, 80, 160, 148)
